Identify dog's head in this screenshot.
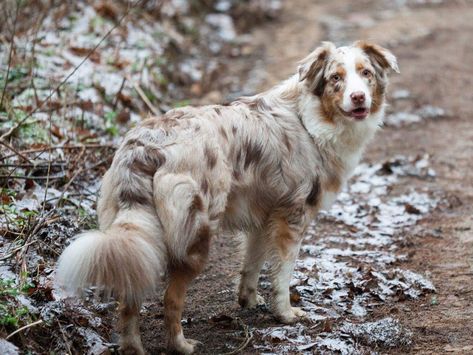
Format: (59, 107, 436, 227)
(299, 41, 399, 123)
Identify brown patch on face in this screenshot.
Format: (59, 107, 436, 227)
(306, 177, 321, 206)
(204, 145, 217, 169)
(244, 142, 263, 169)
(355, 60, 365, 72)
(318, 63, 346, 123)
(319, 89, 342, 124)
(370, 75, 386, 114)
(354, 56, 386, 114)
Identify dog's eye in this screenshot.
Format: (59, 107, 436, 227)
(332, 74, 341, 82)
(362, 69, 372, 77)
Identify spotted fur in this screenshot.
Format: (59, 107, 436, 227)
(56, 40, 398, 354)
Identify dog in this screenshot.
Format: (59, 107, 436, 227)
(57, 40, 399, 354)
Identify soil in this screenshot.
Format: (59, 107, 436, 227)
(138, 1, 473, 354)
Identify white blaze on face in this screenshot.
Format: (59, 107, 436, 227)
(336, 47, 372, 112)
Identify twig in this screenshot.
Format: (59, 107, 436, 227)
(0, 0, 20, 109)
(127, 75, 161, 116)
(0, 0, 144, 142)
(112, 77, 127, 110)
(0, 240, 37, 261)
(57, 320, 72, 355)
(6, 319, 44, 340)
(55, 148, 86, 207)
(0, 163, 66, 168)
(0, 174, 66, 180)
(0, 140, 33, 163)
(221, 318, 253, 355)
(0, 143, 116, 161)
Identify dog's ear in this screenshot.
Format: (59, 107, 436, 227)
(355, 40, 400, 74)
(298, 42, 335, 96)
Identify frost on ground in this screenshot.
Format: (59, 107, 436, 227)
(255, 155, 437, 354)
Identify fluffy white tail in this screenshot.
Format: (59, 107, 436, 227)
(56, 222, 164, 307)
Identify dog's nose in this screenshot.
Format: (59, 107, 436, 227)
(350, 92, 365, 105)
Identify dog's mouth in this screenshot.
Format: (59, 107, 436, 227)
(340, 106, 370, 121)
(350, 107, 370, 120)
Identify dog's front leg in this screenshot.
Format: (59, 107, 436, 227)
(238, 230, 267, 309)
(269, 219, 306, 324)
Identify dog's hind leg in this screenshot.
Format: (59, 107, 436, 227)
(118, 303, 144, 355)
(164, 225, 210, 354)
(153, 172, 211, 354)
(238, 231, 267, 309)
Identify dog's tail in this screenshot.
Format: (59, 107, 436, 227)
(56, 209, 165, 307)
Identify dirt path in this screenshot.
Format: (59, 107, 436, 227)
(139, 1, 473, 353)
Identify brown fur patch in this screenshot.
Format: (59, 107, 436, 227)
(204, 146, 218, 169)
(117, 223, 138, 231)
(239, 97, 271, 113)
(131, 147, 166, 176)
(355, 60, 366, 72)
(118, 187, 152, 207)
(370, 74, 387, 114)
(274, 219, 298, 259)
(244, 142, 263, 169)
(356, 41, 391, 71)
(187, 225, 211, 259)
(306, 177, 321, 206)
(125, 139, 145, 148)
(219, 126, 228, 141)
(190, 194, 204, 213)
(164, 269, 194, 347)
(319, 90, 341, 124)
(201, 179, 209, 194)
(282, 133, 292, 151)
(232, 125, 237, 135)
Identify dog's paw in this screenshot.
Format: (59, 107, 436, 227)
(172, 337, 201, 355)
(277, 307, 307, 324)
(239, 292, 265, 309)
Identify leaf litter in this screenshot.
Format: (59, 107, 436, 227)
(254, 155, 438, 354)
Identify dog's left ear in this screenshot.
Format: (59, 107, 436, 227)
(355, 41, 400, 74)
(298, 41, 336, 96)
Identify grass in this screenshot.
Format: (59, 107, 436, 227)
(0, 277, 36, 329)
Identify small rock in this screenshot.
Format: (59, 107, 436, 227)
(205, 14, 237, 42)
(0, 339, 20, 355)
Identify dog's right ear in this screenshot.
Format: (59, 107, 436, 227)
(298, 42, 335, 96)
